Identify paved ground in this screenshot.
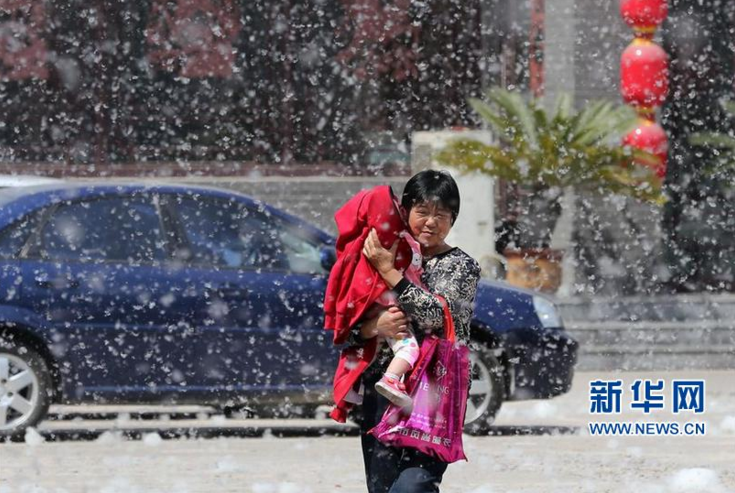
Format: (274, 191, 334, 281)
(1, 370, 734, 493)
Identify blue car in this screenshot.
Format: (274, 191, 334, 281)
(0, 183, 577, 438)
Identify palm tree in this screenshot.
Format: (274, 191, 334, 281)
(436, 87, 665, 248)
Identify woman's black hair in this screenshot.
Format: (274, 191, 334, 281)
(401, 170, 460, 224)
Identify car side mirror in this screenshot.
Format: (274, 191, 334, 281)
(319, 245, 337, 271)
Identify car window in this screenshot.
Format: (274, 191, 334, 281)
(171, 196, 285, 270)
(277, 223, 326, 274)
(36, 196, 166, 264)
(0, 210, 43, 259)
(171, 195, 324, 273)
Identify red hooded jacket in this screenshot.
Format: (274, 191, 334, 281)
(324, 185, 419, 422)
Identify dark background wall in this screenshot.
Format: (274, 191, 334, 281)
(2, 0, 735, 295)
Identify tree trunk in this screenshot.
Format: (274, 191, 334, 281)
(550, 187, 576, 297)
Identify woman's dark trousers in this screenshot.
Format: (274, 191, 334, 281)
(358, 371, 448, 493)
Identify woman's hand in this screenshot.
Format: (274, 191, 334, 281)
(362, 228, 397, 275)
(363, 229, 404, 287)
(360, 306, 410, 340)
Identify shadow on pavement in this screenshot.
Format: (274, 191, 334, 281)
(10, 424, 580, 443)
(485, 425, 581, 436)
(15, 425, 361, 443)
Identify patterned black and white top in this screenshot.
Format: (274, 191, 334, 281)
(351, 247, 482, 374)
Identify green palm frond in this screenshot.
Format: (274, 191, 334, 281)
(552, 93, 574, 124)
(436, 88, 666, 204)
(690, 132, 735, 151)
(689, 99, 735, 174)
(437, 139, 523, 182)
(468, 98, 510, 138)
(723, 100, 735, 117)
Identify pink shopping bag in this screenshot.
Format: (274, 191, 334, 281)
(369, 296, 470, 463)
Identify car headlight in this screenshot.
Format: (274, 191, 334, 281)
(533, 295, 563, 329)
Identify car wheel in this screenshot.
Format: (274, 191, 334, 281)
(0, 340, 52, 440)
(463, 344, 504, 435)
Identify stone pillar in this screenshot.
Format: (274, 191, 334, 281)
(543, 0, 577, 296)
(542, 0, 576, 103)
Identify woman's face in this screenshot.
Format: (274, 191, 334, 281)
(407, 201, 453, 250)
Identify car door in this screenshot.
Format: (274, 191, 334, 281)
(160, 193, 337, 401)
(16, 193, 199, 397)
(0, 209, 45, 304)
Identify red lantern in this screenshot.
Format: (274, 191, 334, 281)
(620, 38, 669, 109)
(620, 0, 668, 36)
(620, 0, 669, 179)
(623, 118, 668, 178)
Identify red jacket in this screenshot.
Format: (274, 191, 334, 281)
(324, 185, 418, 422)
(324, 185, 416, 342)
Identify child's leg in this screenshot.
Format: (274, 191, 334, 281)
(374, 333, 419, 408)
(385, 334, 420, 379)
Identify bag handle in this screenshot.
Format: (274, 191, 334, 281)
(435, 295, 456, 343)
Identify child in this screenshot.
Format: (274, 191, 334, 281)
(368, 229, 424, 409)
(324, 185, 425, 420)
